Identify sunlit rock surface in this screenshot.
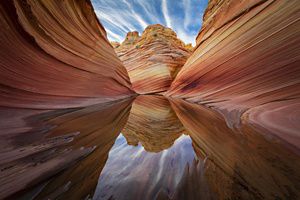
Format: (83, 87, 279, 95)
(167, 0, 300, 148)
(113, 24, 192, 94)
(0, 0, 133, 109)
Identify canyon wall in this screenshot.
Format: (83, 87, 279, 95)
(167, 0, 300, 148)
(114, 24, 192, 94)
(0, 0, 133, 109)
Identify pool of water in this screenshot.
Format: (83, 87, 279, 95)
(1, 95, 299, 200)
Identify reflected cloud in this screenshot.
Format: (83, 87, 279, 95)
(1, 95, 299, 199)
(93, 134, 198, 200)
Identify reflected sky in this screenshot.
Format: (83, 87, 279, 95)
(93, 134, 197, 200)
(1, 95, 300, 200)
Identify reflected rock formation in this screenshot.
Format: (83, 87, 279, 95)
(0, 98, 132, 199)
(1, 95, 300, 199)
(94, 95, 212, 200)
(0, 0, 133, 109)
(167, 0, 300, 148)
(170, 98, 300, 200)
(122, 95, 185, 152)
(113, 24, 192, 94)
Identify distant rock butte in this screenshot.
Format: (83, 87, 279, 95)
(111, 24, 192, 94)
(0, 0, 133, 109)
(167, 0, 300, 148)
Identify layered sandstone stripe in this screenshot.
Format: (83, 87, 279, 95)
(167, 0, 300, 148)
(114, 24, 192, 94)
(0, 0, 133, 109)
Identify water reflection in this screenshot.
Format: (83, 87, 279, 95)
(122, 95, 185, 152)
(0, 95, 299, 199)
(93, 134, 199, 200)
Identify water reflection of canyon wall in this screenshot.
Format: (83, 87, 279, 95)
(122, 95, 185, 152)
(1, 95, 300, 199)
(171, 98, 300, 199)
(1, 98, 132, 199)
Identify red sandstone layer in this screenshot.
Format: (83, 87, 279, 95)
(113, 24, 192, 94)
(0, 0, 133, 109)
(167, 0, 300, 148)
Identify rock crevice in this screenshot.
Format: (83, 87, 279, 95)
(112, 24, 192, 94)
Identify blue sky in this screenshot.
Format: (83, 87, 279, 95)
(91, 0, 208, 46)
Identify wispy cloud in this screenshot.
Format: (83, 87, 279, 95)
(183, 0, 191, 30)
(122, 0, 148, 29)
(91, 0, 208, 45)
(106, 29, 123, 41)
(162, 0, 172, 28)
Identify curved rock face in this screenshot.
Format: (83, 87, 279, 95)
(0, 0, 133, 109)
(167, 0, 300, 147)
(114, 24, 192, 94)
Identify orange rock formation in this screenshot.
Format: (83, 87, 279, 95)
(113, 24, 192, 94)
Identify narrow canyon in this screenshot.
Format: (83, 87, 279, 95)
(0, 0, 299, 199)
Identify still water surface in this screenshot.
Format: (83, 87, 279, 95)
(1, 95, 299, 200)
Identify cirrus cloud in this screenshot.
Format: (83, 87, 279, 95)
(91, 0, 208, 46)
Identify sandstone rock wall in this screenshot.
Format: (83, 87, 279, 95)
(114, 24, 192, 94)
(167, 0, 300, 148)
(0, 0, 133, 109)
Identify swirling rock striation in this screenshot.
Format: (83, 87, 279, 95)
(113, 24, 192, 94)
(167, 0, 300, 148)
(0, 0, 133, 109)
